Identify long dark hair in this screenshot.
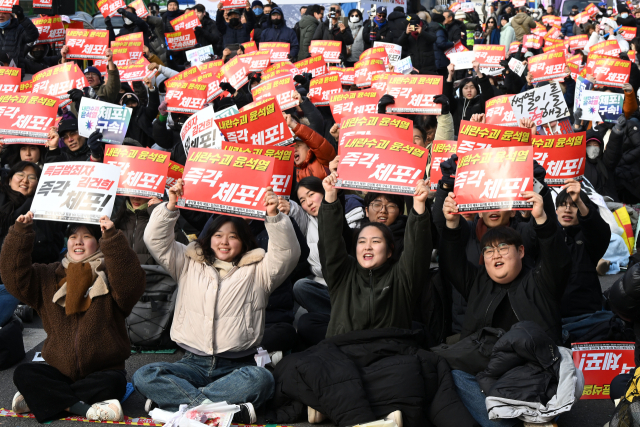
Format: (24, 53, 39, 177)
(0, 161, 41, 236)
(196, 215, 258, 265)
(2, 144, 46, 168)
(294, 176, 325, 205)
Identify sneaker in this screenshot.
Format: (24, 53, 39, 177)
(232, 402, 256, 425)
(385, 410, 402, 427)
(14, 305, 33, 323)
(144, 398, 158, 413)
(268, 351, 283, 367)
(86, 399, 124, 422)
(12, 392, 30, 414)
(308, 406, 326, 423)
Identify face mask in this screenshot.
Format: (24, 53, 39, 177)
(586, 146, 601, 159)
(607, 10, 612, 14)
(31, 49, 45, 60)
(350, 15, 360, 22)
(124, 17, 132, 25)
(254, 7, 262, 15)
(271, 17, 282, 26)
(622, 12, 629, 18)
(229, 17, 240, 26)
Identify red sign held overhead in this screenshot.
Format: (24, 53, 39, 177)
(33, 16, 66, 44)
(166, 29, 198, 51)
(220, 0, 246, 9)
(485, 95, 518, 126)
(308, 73, 342, 106)
(472, 44, 506, 67)
(116, 58, 156, 82)
(65, 29, 109, 60)
(31, 63, 89, 108)
(251, 75, 299, 111)
(0, 94, 60, 139)
(531, 133, 586, 185)
(104, 145, 171, 199)
(593, 57, 631, 87)
(385, 75, 443, 115)
(354, 58, 385, 88)
(261, 61, 299, 80)
(129, 0, 149, 18)
(216, 55, 249, 91)
(329, 90, 381, 124)
(445, 40, 468, 58)
(166, 161, 184, 190)
(165, 80, 208, 113)
(260, 42, 290, 62)
(0, 67, 21, 93)
(170, 9, 201, 31)
(337, 114, 413, 146)
(523, 34, 543, 49)
(528, 50, 567, 83)
(237, 50, 271, 73)
(293, 55, 327, 77)
(568, 34, 589, 50)
(309, 40, 342, 63)
(457, 121, 531, 155)
(591, 40, 622, 57)
(241, 41, 258, 53)
(430, 141, 457, 190)
(97, 0, 125, 18)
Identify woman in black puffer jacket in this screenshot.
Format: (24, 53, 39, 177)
(444, 61, 494, 135)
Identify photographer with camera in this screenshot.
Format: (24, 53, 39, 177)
(363, 6, 390, 49)
(312, 5, 353, 63)
(397, 13, 436, 74)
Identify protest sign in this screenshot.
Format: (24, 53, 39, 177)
(216, 99, 294, 146)
(573, 342, 636, 400)
(237, 50, 271, 72)
(371, 72, 396, 96)
(166, 161, 184, 189)
(593, 57, 631, 88)
(485, 95, 518, 126)
(309, 40, 342, 63)
(129, 0, 149, 18)
(33, 16, 66, 44)
(293, 55, 327, 77)
(508, 58, 526, 76)
(165, 80, 208, 113)
(338, 114, 413, 146)
(385, 75, 442, 114)
(359, 47, 389, 67)
(454, 146, 533, 213)
(336, 135, 428, 195)
(568, 34, 589, 50)
(65, 29, 109, 59)
(32, 162, 119, 223)
(584, 2, 600, 16)
(171, 10, 201, 31)
(110, 41, 143, 61)
(191, 61, 225, 102)
(104, 145, 170, 198)
(354, 58, 386, 88)
(33, 0, 52, 8)
(261, 61, 299, 80)
(166, 63, 202, 85)
(308, 73, 342, 106)
(620, 26, 637, 41)
(445, 40, 468, 58)
(580, 90, 624, 123)
(461, 2, 474, 12)
(116, 58, 155, 82)
(97, 0, 125, 18)
(337, 67, 355, 85)
(542, 14, 561, 26)
(393, 57, 413, 74)
(220, 0, 246, 8)
(241, 41, 258, 53)
(430, 141, 457, 190)
(216, 55, 249, 91)
(531, 133, 586, 185)
(574, 76, 594, 115)
(78, 98, 132, 144)
(31, 63, 88, 108)
(509, 42, 522, 54)
(222, 142, 295, 199)
(448, 51, 477, 69)
(510, 81, 570, 126)
(574, 11, 590, 24)
(457, 121, 531, 154)
(19, 80, 33, 92)
(591, 40, 622, 56)
(260, 42, 290, 62)
(179, 148, 275, 219)
(251, 75, 299, 110)
(186, 45, 214, 66)
(180, 105, 224, 156)
(473, 45, 506, 68)
(374, 42, 402, 63)
(528, 51, 567, 83)
(215, 105, 240, 119)
(449, 1, 461, 12)
(546, 26, 562, 40)
(0, 67, 21, 93)
(523, 34, 543, 49)
(166, 29, 198, 51)
(329, 90, 381, 124)
(0, 94, 59, 142)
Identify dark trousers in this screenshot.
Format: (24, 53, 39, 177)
(297, 313, 330, 347)
(13, 363, 127, 423)
(261, 322, 297, 353)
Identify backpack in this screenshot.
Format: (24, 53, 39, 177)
(125, 265, 178, 350)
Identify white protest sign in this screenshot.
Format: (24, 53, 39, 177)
(374, 42, 402, 63)
(508, 57, 526, 76)
(78, 98, 132, 145)
(574, 76, 593, 114)
(186, 45, 214, 65)
(31, 162, 120, 224)
(393, 56, 413, 74)
(180, 105, 224, 156)
(579, 90, 603, 121)
(461, 1, 475, 12)
(579, 90, 624, 123)
(448, 51, 477, 70)
(479, 66, 503, 76)
(510, 81, 570, 126)
(214, 105, 240, 119)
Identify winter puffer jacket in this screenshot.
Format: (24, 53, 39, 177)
(125, 87, 160, 147)
(267, 328, 480, 427)
(615, 118, 640, 203)
(118, 10, 152, 46)
(216, 8, 256, 46)
(0, 18, 31, 61)
(386, 10, 407, 44)
(608, 262, 640, 365)
(397, 22, 436, 74)
(584, 119, 624, 203)
(297, 14, 320, 61)
(511, 12, 536, 41)
(312, 19, 354, 60)
(363, 17, 392, 49)
(293, 122, 335, 181)
(429, 21, 454, 70)
(260, 7, 300, 59)
(500, 22, 516, 49)
(195, 14, 221, 50)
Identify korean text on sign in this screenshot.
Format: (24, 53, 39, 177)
(329, 90, 381, 124)
(457, 121, 531, 154)
(0, 94, 59, 139)
(430, 141, 457, 190)
(385, 75, 443, 115)
(510, 81, 570, 126)
(572, 342, 636, 400)
(338, 113, 413, 147)
(104, 145, 171, 198)
(65, 29, 109, 59)
(532, 132, 586, 185)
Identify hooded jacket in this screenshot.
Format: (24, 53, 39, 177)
(292, 122, 336, 181)
(561, 18, 575, 37)
(500, 21, 516, 49)
(297, 14, 320, 61)
(261, 7, 300, 59)
(511, 11, 536, 41)
(386, 10, 407, 44)
(0, 18, 32, 61)
(584, 128, 623, 202)
(216, 7, 256, 46)
(445, 75, 494, 134)
(608, 263, 640, 365)
(124, 87, 160, 147)
(397, 21, 436, 74)
(17, 43, 61, 76)
(429, 21, 454, 70)
(312, 18, 354, 60)
(446, 19, 466, 45)
(143, 204, 301, 355)
(615, 118, 640, 203)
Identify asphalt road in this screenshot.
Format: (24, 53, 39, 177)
(0, 272, 626, 427)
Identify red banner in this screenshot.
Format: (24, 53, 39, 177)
(445, 40, 468, 58)
(585, 53, 613, 75)
(309, 40, 342, 63)
(457, 121, 531, 154)
(165, 80, 208, 113)
(215, 98, 294, 146)
(166, 29, 198, 51)
(221, 0, 246, 9)
(117, 58, 156, 82)
(166, 161, 184, 189)
(0, 94, 60, 139)
(190, 68, 224, 103)
(354, 58, 385, 88)
(568, 34, 588, 50)
(594, 57, 631, 87)
(528, 50, 566, 83)
(430, 141, 457, 190)
(385, 75, 442, 115)
(509, 42, 521, 54)
(251, 75, 298, 110)
(620, 26, 637, 41)
(170, 9, 201, 31)
(454, 146, 533, 213)
(591, 40, 622, 56)
(546, 25, 562, 40)
(216, 55, 249, 91)
(97, 0, 125, 18)
(370, 72, 395, 96)
(338, 114, 413, 146)
(542, 14, 561, 26)
(222, 142, 295, 198)
(34, 16, 66, 44)
(0, 67, 21, 93)
(531, 133, 586, 185)
(308, 73, 342, 106)
(584, 3, 599, 16)
(110, 41, 144, 61)
(241, 41, 258, 53)
(32, 63, 88, 108)
(523, 34, 542, 49)
(104, 145, 170, 198)
(261, 61, 299, 80)
(19, 80, 32, 92)
(293, 55, 327, 77)
(65, 29, 109, 59)
(359, 47, 389, 68)
(473, 44, 506, 67)
(485, 95, 517, 126)
(260, 42, 290, 62)
(129, 0, 149, 18)
(329, 90, 381, 124)
(333, 67, 354, 86)
(237, 50, 271, 72)
(179, 148, 275, 219)
(573, 342, 636, 400)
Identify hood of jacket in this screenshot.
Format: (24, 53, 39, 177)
(387, 11, 406, 22)
(270, 7, 288, 28)
(26, 43, 50, 60)
(501, 22, 512, 31)
(512, 12, 530, 25)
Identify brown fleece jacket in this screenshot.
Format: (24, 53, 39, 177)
(0, 223, 146, 381)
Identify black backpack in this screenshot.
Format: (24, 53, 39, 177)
(126, 265, 178, 350)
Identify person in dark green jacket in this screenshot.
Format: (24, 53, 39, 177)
(318, 172, 432, 338)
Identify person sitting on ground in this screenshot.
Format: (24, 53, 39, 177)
(2, 214, 146, 423)
(286, 114, 336, 182)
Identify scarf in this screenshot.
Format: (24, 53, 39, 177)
(0, 185, 27, 237)
(53, 250, 109, 315)
(213, 259, 234, 278)
(411, 21, 423, 40)
(127, 199, 148, 212)
(373, 17, 387, 28)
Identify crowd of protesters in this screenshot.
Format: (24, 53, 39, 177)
(1, 0, 640, 426)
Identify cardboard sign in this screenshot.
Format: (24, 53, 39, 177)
(510, 82, 570, 126)
(593, 57, 631, 88)
(129, 0, 149, 18)
(308, 73, 342, 106)
(528, 51, 566, 83)
(508, 58, 526, 76)
(523, 34, 543, 49)
(166, 161, 184, 189)
(385, 75, 443, 115)
(485, 95, 517, 126)
(222, 142, 295, 199)
(165, 80, 208, 113)
(620, 26, 637, 41)
(374, 42, 402, 63)
(216, 55, 249, 91)
(338, 114, 413, 146)
(117, 58, 156, 82)
(179, 148, 275, 219)
(473, 45, 506, 68)
(166, 29, 198, 51)
(430, 141, 457, 190)
(104, 145, 170, 198)
(216, 99, 294, 147)
(261, 61, 299, 80)
(329, 90, 381, 124)
(0, 94, 59, 140)
(78, 98, 132, 144)
(568, 34, 589, 51)
(573, 342, 636, 400)
(0, 67, 21, 93)
(234, 50, 269, 72)
(354, 58, 386, 88)
(531, 133, 586, 185)
(457, 121, 531, 154)
(97, 0, 125, 18)
(336, 134, 427, 195)
(293, 55, 327, 77)
(448, 51, 477, 70)
(31, 63, 88, 108)
(445, 40, 468, 58)
(221, 0, 246, 9)
(34, 16, 66, 44)
(580, 90, 624, 123)
(180, 105, 224, 156)
(309, 40, 342, 63)
(454, 146, 533, 213)
(241, 41, 258, 53)
(251, 75, 299, 110)
(32, 162, 119, 223)
(171, 9, 201, 32)
(591, 40, 622, 56)
(65, 29, 109, 59)
(260, 42, 290, 62)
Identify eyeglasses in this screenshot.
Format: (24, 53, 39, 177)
(61, 131, 79, 140)
(369, 201, 399, 213)
(13, 172, 38, 182)
(482, 243, 512, 259)
(558, 202, 577, 210)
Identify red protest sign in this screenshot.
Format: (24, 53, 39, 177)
(430, 141, 457, 190)
(620, 26, 637, 41)
(170, 9, 201, 31)
(359, 47, 389, 68)
(454, 146, 533, 213)
(165, 80, 208, 113)
(585, 53, 612, 75)
(104, 145, 170, 198)
(19, 80, 32, 92)
(485, 95, 518, 126)
(216, 55, 249, 91)
(110, 41, 144, 61)
(385, 75, 443, 115)
(33, 16, 66, 44)
(166, 29, 198, 51)
(33, 0, 52, 8)
(591, 40, 622, 56)
(338, 114, 413, 146)
(309, 40, 342, 63)
(531, 133, 586, 185)
(308, 73, 342, 106)
(0, 67, 21, 93)
(332, 66, 354, 85)
(457, 121, 531, 154)
(568, 34, 589, 50)
(546, 25, 562, 40)
(0, 94, 59, 139)
(336, 134, 427, 195)
(509, 42, 522, 54)
(542, 15, 561, 26)
(473, 45, 506, 67)
(117, 58, 156, 82)
(260, 42, 290, 62)
(594, 57, 631, 87)
(242, 41, 258, 53)
(528, 50, 567, 83)
(354, 58, 385, 88)
(129, 0, 149, 18)
(445, 40, 468, 58)
(261, 61, 299, 80)
(584, 3, 600, 16)
(293, 55, 327, 77)
(221, 0, 246, 9)
(370, 72, 397, 96)
(179, 148, 275, 219)
(523, 34, 542, 49)
(190, 63, 225, 102)
(115, 31, 144, 43)
(573, 342, 636, 400)
(222, 142, 295, 198)
(329, 90, 381, 124)
(97, 0, 125, 18)
(216, 98, 294, 146)
(237, 50, 271, 72)
(32, 63, 89, 108)
(166, 161, 184, 189)
(251, 75, 299, 110)
(65, 29, 109, 59)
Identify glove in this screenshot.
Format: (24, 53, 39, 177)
(219, 82, 236, 95)
(158, 101, 168, 115)
(117, 8, 126, 15)
(377, 94, 395, 114)
(12, 5, 24, 21)
(67, 88, 84, 104)
(439, 154, 457, 189)
(87, 131, 104, 160)
(293, 74, 307, 85)
(533, 160, 546, 183)
(613, 115, 627, 135)
(433, 94, 450, 115)
(574, 108, 582, 121)
(194, 26, 203, 35)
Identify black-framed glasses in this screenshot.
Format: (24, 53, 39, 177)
(482, 243, 511, 259)
(369, 201, 399, 213)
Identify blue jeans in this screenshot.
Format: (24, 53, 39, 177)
(293, 278, 331, 315)
(132, 352, 275, 412)
(0, 285, 19, 327)
(451, 370, 518, 427)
